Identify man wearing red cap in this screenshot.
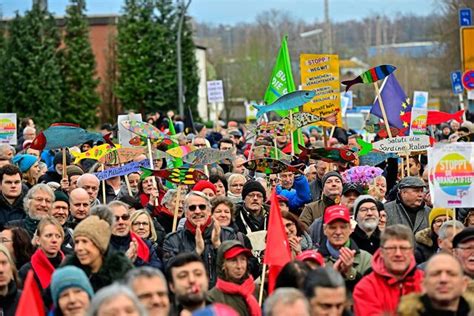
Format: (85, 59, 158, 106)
(208, 240, 261, 316)
(318, 205, 372, 292)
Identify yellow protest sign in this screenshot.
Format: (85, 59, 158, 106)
(300, 54, 342, 127)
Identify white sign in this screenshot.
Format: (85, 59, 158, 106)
(468, 90, 474, 100)
(207, 80, 224, 103)
(372, 135, 431, 153)
(0, 114, 17, 145)
(412, 91, 429, 109)
(428, 143, 474, 208)
(118, 113, 142, 148)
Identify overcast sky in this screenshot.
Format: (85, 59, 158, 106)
(3, 0, 438, 24)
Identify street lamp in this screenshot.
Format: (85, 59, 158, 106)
(177, 0, 192, 118)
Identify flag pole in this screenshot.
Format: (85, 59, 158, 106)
(258, 263, 267, 306)
(62, 148, 67, 180)
(172, 185, 182, 232)
(289, 110, 295, 156)
(374, 81, 393, 138)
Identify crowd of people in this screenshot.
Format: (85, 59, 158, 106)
(0, 112, 473, 316)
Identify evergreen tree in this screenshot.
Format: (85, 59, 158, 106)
(1, 5, 63, 128)
(60, 0, 100, 128)
(180, 12, 199, 119)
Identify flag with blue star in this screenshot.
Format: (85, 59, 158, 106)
(371, 74, 411, 130)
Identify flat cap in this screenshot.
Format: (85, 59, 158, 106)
(398, 176, 425, 189)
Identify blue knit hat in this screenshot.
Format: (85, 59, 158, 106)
(12, 154, 38, 173)
(51, 266, 94, 307)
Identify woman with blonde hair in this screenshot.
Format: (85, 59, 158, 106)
(12, 154, 40, 188)
(227, 173, 246, 203)
(130, 210, 158, 244)
(0, 244, 21, 314)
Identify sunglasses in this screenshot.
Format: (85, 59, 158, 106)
(115, 214, 131, 222)
(188, 204, 207, 211)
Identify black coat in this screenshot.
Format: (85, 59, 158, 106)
(162, 222, 236, 287)
(7, 215, 40, 238)
(0, 281, 22, 316)
(61, 248, 133, 292)
(234, 203, 269, 234)
(350, 225, 381, 255)
(109, 234, 163, 270)
(0, 192, 26, 229)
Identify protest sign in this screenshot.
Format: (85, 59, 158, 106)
(0, 114, 17, 145)
(359, 135, 430, 154)
(300, 54, 342, 127)
(94, 159, 150, 181)
(410, 91, 428, 135)
(428, 143, 474, 208)
(118, 113, 142, 147)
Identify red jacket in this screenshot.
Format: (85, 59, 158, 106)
(353, 248, 424, 316)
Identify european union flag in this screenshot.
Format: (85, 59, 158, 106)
(371, 74, 411, 129)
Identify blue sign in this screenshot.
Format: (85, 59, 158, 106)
(460, 8, 472, 26)
(451, 71, 464, 94)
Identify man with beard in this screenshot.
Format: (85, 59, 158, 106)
(50, 190, 74, 254)
(385, 176, 431, 234)
(126, 267, 170, 316)
(7, 183, 54, 238)
(234, 181, 269, 234)
(350, 195, 381, 255)
(208, 241, 260, 316)
(167, 253, 209, 315)
(163, 191, 236, 287)
(300, 171, 343, 227)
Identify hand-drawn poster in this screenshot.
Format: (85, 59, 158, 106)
(118, 113, 142, 148)
(409, 91, 428, 136)
(0, 114, 17, 145)
(300, 54, 342, 127)
(428, 143, 474, 208)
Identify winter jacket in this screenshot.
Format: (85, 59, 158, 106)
(7, 215, 40, 238)
(109, 233, 163, 270)
(350, 225, 381, 255)
(208, 240, 260, 316)
(318, 238, 372, 292)
(398, 293, 473, 316)
(384, 197, 431, 234)
(414, 227, 438, 264)
(234, 203, 269, 234)
(61, 226, 75, 256)
(162, 221, 236, 287)
(309, 177, 323, 202)
(61, 248, 133, 292)
(299, 195, 338, 227)
(275, 175, 312, 213)
(0, 281, 22, 316)
(38, 170, 61, 184)
(0, 192, 26, 228)
(353, 248, 424, 316)
(97, 182, 118, 204)
(308, 218, 324, 248)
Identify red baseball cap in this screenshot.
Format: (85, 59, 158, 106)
(296, 250, 325, 267)
(224, 245, 253, 260)
(323, 205, 350, 224)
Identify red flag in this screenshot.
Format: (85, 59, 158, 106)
(16, 270, 45, 316)
(263, 189, 292, 293)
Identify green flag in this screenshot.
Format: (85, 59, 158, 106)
(263, 36, 302, 153)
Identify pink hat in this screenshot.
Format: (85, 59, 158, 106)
(193, 180, 217, 194)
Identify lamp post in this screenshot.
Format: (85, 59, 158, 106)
(177, 0, 192, 117)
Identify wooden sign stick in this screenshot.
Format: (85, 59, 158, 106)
(374, 81, 393, 139)
(258, 263, 267, 306)
(172, 186, 182, 232)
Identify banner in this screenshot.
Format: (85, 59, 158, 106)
(94, 159, 150, 181)
(368, 135, 430, 153)
(300, 54, 342, 127)
(428, 143, 474, 208)
(410, 91, 428, 135)
(0, 114, 17, 145)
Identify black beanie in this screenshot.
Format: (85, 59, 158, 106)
(53, 152, 72, 166)
(322, 171, 343, 187)
(54, 190, 69, 204)
(242, 180, 266, 200)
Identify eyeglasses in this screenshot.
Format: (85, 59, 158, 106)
(358, 206, 378, 214)
(115, 214, 131, 222)
(382, 246, 413, 254)
(247, 193, 263, 199)
(0, 238, 12, 243)
(269, 178, 280, 184)
(456, 246, 474, 253)
(132, 221, 149, 227)
(31, 197, 52, 204)
(188, 204, 207, 211)
(194, 143, 206, 148)
(433, 217, 452, 227)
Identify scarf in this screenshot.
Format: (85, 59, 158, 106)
(216, 276, 261, 316)
(158, 206, 174, 217)
(326, 239, 351, 260)
(185, 217, 212, 235)
(130, 232, 150, 263)
(31, 249, 64, 289)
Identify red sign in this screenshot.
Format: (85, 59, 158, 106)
(462, 70, 474, 90)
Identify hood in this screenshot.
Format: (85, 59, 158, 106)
(216, 240, 249, 280)
(371, 248, 417, 284)
(415, 227, 434, 247)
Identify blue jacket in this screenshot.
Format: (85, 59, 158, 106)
(276, 175, 312, 212)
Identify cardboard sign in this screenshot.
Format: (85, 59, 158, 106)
(428, 143, 474, 208)
(371, 135, 431, 153)
(118, 113, 142, 148)
(300, 54, 342, 127)
(0, 114, 17, 145)
(207, 80, 225, 103)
